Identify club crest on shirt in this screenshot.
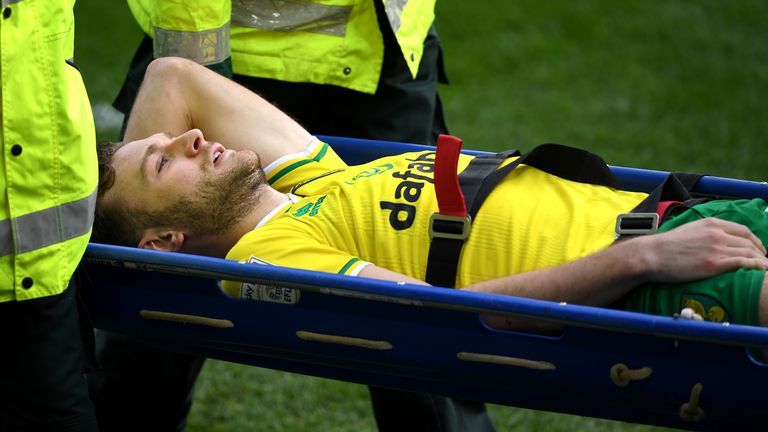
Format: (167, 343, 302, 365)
(238, 256, 300, 304)
(292, 195, 326, 217)
(681, 294, 729, 323)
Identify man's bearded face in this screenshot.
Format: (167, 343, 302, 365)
(147, 149, 266, 236)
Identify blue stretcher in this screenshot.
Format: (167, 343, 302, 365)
(80, 137, 768, 430)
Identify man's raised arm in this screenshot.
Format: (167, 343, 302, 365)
(123, 57, 313, 166)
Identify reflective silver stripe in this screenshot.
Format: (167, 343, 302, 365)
(154, 21, 231, 65)
(232, 0, 351, 37)
(384, 0, 408, 33)
(0, 219, 11, 256)
(0, 188, 97, 257)
(2, 0, 22, 8)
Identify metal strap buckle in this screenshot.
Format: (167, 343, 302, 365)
(615, 212, 659, 235)
(428, 213, 472, 240)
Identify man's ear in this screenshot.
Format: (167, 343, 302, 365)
(138, 229, 185, 252)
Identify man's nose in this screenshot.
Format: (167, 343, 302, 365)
(172, 129, 204, 157)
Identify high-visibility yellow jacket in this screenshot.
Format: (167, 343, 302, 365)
(128, 0, 436, 94)
(0, 0, 98, 302)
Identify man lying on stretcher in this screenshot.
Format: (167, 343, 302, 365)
(93, 57, 768, 332)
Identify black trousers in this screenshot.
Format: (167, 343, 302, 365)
(92, 5, 493, 431)
(0, 280, 98, 432)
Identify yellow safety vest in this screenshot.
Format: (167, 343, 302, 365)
(128, 0, 436, 94)
(0, 0, 98, 302)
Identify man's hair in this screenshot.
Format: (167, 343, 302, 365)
(93, 141, 147, 246)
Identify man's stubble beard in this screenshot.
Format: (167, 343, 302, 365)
(151, 151, 266, 237)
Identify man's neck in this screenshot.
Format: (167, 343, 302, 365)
(183, 186, 291, 258)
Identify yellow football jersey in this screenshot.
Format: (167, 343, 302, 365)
(223, 139, 648, 297)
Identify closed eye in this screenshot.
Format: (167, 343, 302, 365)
(157, 155, 169, 174)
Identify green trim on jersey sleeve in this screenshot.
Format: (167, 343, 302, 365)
(338, 257, 361, 275)
(270, 141, 330, 184)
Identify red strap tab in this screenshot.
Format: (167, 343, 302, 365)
(656, 200, 683, 220)
(434, 134, 467, 217)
